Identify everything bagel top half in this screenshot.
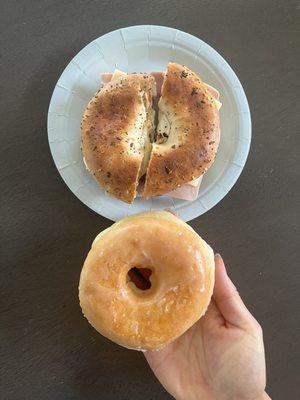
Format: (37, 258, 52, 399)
(79, 211, 215, 350)
(81, 62, 221, 203)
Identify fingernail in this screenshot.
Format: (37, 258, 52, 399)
(214, 253, 228, 276)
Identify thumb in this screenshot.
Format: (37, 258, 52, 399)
(213, 254, 258, 330)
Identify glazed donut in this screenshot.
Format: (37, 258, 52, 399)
(79, 211, 214, 350)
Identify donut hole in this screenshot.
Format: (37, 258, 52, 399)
(127, 267, 152, 291)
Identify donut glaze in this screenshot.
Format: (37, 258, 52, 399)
(79, 212, 214, 350)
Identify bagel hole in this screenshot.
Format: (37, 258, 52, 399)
(127, 267, 152, 291)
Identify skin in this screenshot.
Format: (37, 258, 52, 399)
(145, 254, 271, 400)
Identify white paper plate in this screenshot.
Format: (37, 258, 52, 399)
(48, 25, 251, 221)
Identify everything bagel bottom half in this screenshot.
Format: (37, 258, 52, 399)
(79, 211, 215, 350)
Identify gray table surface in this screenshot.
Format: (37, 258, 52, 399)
(1, 1, 299, 399)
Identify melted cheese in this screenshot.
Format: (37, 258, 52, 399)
(111, 69, 126, 81)
(214, 99, 222, 110)
(187, 176, 203, 187)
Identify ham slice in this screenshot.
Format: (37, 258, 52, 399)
(165, 176, 203, 201)
(100, 71, 219, 202)
(101, 73, 115, 85)
(137, 175, 203, 201)
(101, 72, 219, 99)
(150, 72, 164, 114)
(204, 83, 220, 100)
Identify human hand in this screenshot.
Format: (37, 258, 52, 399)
(145, 254, 270, 400)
